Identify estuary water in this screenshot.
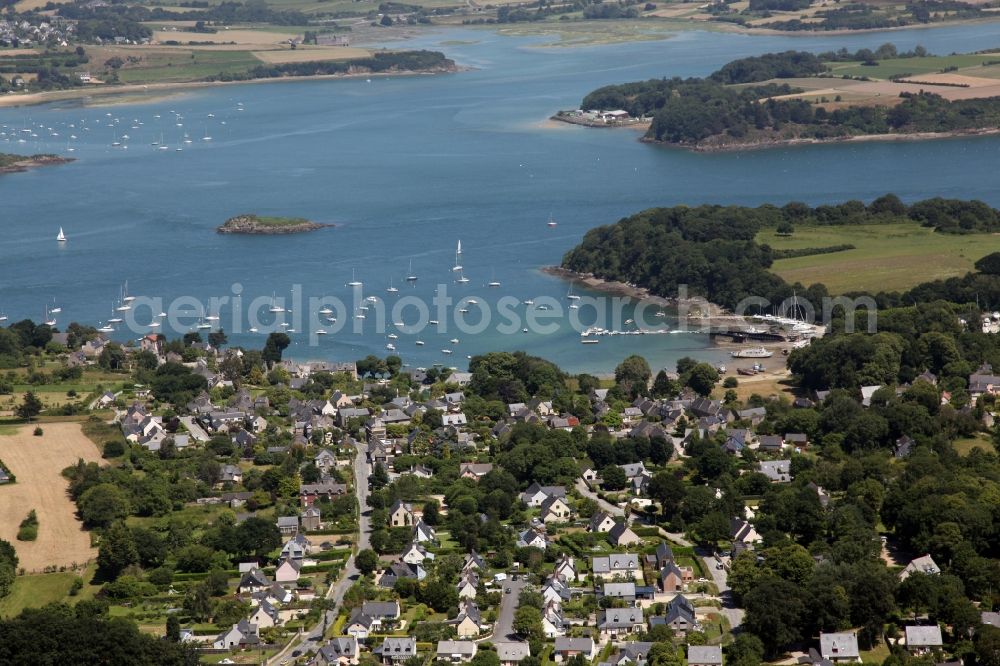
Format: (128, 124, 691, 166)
(3, 23, 1000, 373)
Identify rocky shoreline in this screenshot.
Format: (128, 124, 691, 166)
(217, 214, 334, 235)
(0, 154, 74, 174)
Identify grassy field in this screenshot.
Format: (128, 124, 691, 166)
(715, 371, 797, 403)
(826, 53, 1000, 80)
(954, 433, 995, 456)
(0, 572, 82, 617)
(760, 223, 1000, 294)
(114, 49, 265, 84)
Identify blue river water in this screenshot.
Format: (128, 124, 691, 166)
(2, 23, 1000, 373)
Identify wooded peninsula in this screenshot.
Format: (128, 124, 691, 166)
(572, 47, 1000, 150)
(560, 195, 1000, 309)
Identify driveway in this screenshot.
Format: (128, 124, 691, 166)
(491, 578, 527, 641)
(179, 416, 210, 443)
(269, 442, 371, 663)
(574, 479, 624, 518)
(697, 547, 744, 629)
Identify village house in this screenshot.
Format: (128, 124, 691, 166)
(451, 600, 484, 638)
(237, 568, 271, 595)
(688, 646, 723, 666)
(412, 520, 436, 544)
(314, 637, 360, 665)
(249, 600, 280, 629)
(300, 507, 322, 531)
(904, 625, 943, 655)
(589, 512, 618, 533)
(900, 554, 941, 580)
(213, 619, 259, 650)
(520, 483, 567, 507)
(373, 637, 417, 664)
(275, 557, 301, 584)
(389, 500, 417, 527)
(281, 534, 311, 561)
(436, 641, 477, 663)
(459, 462, 494, 480)
(456, 571, 479, 599)
(518, 528, 548, 550)
(495, 642, 531, 666)
(554, 554, 577, 582)
(608, 523, 642, 547)
(542, 600, 567, 638)
(650, 595, 697, 635)
(591, 553, 641, 580)
(276, 516, 299, 536)
(730, 518, 763, 545)
(553, 637, 595, 663)
(540, 495, 573, 523)
(403, 542, 435, 565)
(820, 632, 861, 663)
(759, 460, 793, 483)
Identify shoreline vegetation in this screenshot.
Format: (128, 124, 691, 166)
(565, 46, 1000, 151)
(0, 51, 457, 109)
(0, 154, 74, 174)
(216, 214, 334, 235)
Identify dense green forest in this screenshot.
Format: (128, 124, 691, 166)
(560, 196, 1000, 308)
(578, 49, 1000, 148)
(0, 603, 198, 664)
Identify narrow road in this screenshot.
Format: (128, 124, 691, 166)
(574, 479, 624, 518)
(492, 578, 527, 641)
(269, 442, 371, 664)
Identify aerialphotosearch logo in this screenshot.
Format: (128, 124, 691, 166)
(116, 282, 878, 343)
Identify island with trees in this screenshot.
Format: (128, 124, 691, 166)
(216, 214, 333, 235)
(568, 46, 1000, 151)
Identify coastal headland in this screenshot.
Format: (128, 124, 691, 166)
(0, 154, 74, 174)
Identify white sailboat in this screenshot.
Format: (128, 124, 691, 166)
(456, 270, 470, 284)
(56, 227, 66, 242)
(43, 306, 56, 326)
(487, 269, 500, 288)
(347, 269, 363, 288)
(387, 278, 399, 294)
(452, 240, 463, 272)
(406, 259, 418, 283)
(268, 293, 285, 313)
(567, 283, 581, 301)
(122, 280, 135, 304)
(547, 213, 557, 228)
(108, 303, 123, 324)
(98, 322, 114, 333)
(116, 282, 132, 311)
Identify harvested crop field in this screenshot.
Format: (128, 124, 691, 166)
(0, 423, 101, 572)
(253, 46, 371, 63)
